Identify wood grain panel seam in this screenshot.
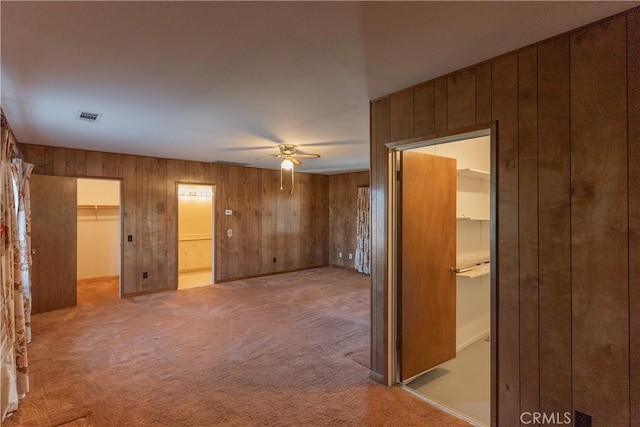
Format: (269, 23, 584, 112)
(628, 118, 632, 427)
(568, 31, 574, 416)
(516, 55, 522, 422)
(626, 13, 635, 425)
(412, 87, 416, 139)
(536, 46, 542, 418)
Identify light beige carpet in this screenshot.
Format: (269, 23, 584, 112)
(5, 267, 468, 426)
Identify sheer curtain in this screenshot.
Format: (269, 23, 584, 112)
(1, 111, 32, 420)
(354, 186, 370, 275)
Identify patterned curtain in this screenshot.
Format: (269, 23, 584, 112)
(1, 111, 31, 420)
(354, 186, 370, 275)
(13, 159, 34, 346)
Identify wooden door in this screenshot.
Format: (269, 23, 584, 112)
(399, 151, 457, 381)
(30, 175, 77, 313)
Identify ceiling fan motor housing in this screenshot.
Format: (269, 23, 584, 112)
(279, 144, 298, 156)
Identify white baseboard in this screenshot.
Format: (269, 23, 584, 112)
(400, 385, 487, 427)
(456, 329, 490, 353)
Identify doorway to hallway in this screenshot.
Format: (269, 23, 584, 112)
(177, 183, 215, 289)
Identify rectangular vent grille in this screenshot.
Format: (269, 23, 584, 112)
(77, 111, 102, 122)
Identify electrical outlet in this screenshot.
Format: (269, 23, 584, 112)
(227, 229, 233, 237)
(348, 253, 353, 260)
(338, 252, 342, 258)
(273, 257, 276, 263)
(127, 235, 133, 242)
(143, 272, 148, 279)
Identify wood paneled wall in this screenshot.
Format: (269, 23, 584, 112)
(19, 144, 330, 295)
(370, 7, 639, 426)
(328, 171, 369, 268)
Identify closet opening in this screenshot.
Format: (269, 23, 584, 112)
(177, 183, 215, 289)
(76, 178, 122, 303)
(389, 128, 495, 427)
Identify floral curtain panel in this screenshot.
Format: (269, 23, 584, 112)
(354, 186, 370, 275)
(1, 110, 32, 421)
(13, 159, 34, 346)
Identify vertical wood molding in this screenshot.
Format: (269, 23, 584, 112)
(628, 8, 640, 427)
(537, 35, 572, 415)
(571, 15, 629, 424)
(492, 52, 520, 425)
(371, 97, 390, 380)
(517, 46, 539, 422)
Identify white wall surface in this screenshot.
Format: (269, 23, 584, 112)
(77, 178, 120, 205)
(414, 135, 490, 172)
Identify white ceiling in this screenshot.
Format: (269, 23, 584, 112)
(2, 1, 638, 174)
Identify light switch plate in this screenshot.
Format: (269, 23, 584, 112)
(225, 209, 233, 215)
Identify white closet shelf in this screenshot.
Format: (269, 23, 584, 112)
(453, 259, 490, 278)
(456, 263, 490, 278)
(457, 216, 490, 221)
(457, 168, 490, 180)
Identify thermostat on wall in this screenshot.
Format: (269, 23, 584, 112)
(225, 209, 233, 215)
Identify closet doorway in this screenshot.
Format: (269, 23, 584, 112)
(76, 178, 122, 303)
(391, 129, 494, 427)
(177, 183, 215, 289)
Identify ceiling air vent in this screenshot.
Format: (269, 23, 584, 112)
(76, 111, 102, 122)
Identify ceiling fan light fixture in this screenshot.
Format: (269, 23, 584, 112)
(281, 159, 294, 170)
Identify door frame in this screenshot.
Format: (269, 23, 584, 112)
(175, 182, 217, 287)
(387, 125, 497, 425)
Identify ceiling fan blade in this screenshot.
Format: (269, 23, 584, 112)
(224, 145, 276, 152)
(292, 157, 302, 166)
(295, 153, 321, 158)
(255, 154, 282, 160)
(303, 140, 366, 147)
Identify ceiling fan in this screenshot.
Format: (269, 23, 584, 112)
(265, 144, 321, 193)
(268, 144, 320, 167)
